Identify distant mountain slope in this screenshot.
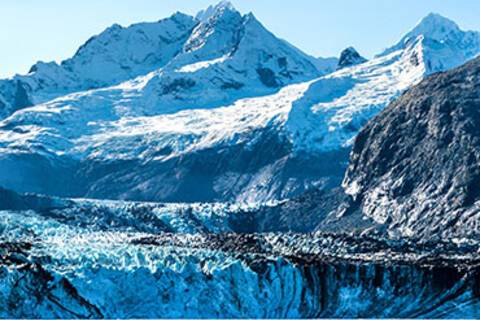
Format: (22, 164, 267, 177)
(286, 13, 480, 154)
(0, 13, 197, 115)
(0, 1, 329, 119)
(340, 56, 480, 239)
(0, 9, 479, 203)
(379, 13, 480, 73)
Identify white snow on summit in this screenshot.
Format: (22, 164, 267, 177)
(195, 0, 236, 22)
(0, 1, 330, 120)
(379, 13, 480, 73)
(177, 55, 229, 73)
(0, 10, 479, 203)
(1, 13, 479, 159)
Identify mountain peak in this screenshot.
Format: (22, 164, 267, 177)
(377, 13, 480, 61)
(408, 13, 461, 41)
(182, 2, 242, 58)
(195, 1, 238, 22)
(216, 0, 236, 11)
(337, 47, 367, 69)
(170, 11, 195, 23)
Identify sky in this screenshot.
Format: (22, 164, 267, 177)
(1, 0, 480, 78)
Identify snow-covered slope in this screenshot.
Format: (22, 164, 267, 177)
(379, 13, 480, 72)
(0, 13, 197, 113)
(0, 12, 479, 203)
(0, 1, 326, 119)
(312, 56, 339, 73)
(285, 14, 480, 154)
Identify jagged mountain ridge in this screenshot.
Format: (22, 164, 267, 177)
(0, 1, 328, 118)
(338, 55, 480, 239)
(0, 8, 479, 203)
(0, 12, 197, 115)
(379, 13, 480, 72)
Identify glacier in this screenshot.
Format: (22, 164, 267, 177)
(1, 1, 480, 318)
(1, 205, 480, 318)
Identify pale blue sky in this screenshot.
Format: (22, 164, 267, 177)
(2, 0, 480, 78)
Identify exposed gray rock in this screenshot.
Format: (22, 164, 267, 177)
(341, 56, 480, 239)
(337, 47, 367, 69)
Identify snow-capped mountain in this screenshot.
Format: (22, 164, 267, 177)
(2, 4, 480, 317)
(379, 13, 480, 72)
(0, 1, 328, 119)
(0, 9, 479, 204)
(0, 12, 197, 114)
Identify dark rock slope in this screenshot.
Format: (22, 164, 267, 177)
(337, 47, 367, 69)
(340, 56, 480, 239)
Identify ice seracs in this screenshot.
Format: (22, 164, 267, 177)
(2, 202, 479, 317)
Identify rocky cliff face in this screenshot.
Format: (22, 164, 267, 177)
(341, 56, 480, 239)
(337, 47, 367, 69)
